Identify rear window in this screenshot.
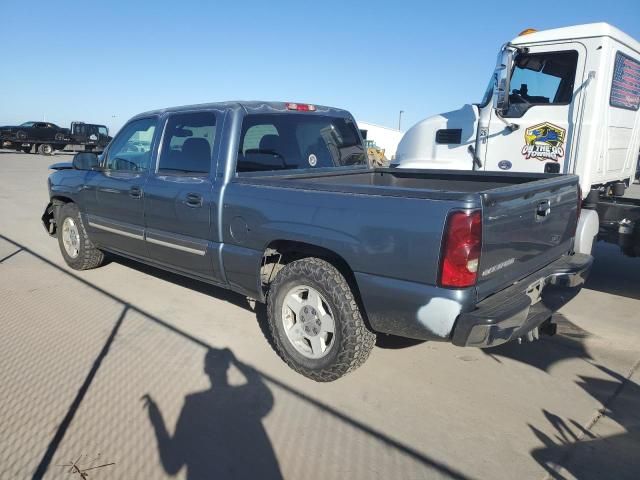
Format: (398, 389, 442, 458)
(236, 114, 366, 173)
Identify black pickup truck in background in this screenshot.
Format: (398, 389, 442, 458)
(0, 121, 112, 155)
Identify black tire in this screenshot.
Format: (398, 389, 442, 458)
(267, 257, 376, 381)
(16, 130, 27, 140)
(38, 143, 54, 155)
(57, 203, 105, 270)
(22, 145, 32, 153)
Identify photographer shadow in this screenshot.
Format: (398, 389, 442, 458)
(142, 347, 282, 480)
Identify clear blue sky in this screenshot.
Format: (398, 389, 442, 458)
(1, 0, 638, 134)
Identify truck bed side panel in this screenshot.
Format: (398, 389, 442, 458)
(220, 181, 467, 287)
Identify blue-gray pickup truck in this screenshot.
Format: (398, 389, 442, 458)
(42, 101, 592, 381)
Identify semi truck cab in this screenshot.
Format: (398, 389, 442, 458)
(395, 23, 640, 255)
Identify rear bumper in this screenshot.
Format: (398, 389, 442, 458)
(451, 253, 593, 347)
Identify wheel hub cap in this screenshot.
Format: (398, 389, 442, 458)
(300, 306, 322, 336)
(281, 285, 336, 359)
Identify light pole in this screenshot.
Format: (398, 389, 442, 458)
(398, 110, 404, 131)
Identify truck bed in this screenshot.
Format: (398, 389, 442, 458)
(237, 167, 569, 199)
(234, 167, 580, 301)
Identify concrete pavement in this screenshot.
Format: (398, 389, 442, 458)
(0, 151, 639, 479)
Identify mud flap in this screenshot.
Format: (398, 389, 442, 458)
(41, 202, 56, 236)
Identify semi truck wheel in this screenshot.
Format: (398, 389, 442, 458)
(22, 145, 32, 153)
(38, 143, 54, 155)
(56, 202, 105, 270)
(267, 257, 376, 381)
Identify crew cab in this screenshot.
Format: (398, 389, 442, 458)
(42, 101, 592, 381)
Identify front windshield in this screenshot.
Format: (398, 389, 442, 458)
(20, 121, 36, 127)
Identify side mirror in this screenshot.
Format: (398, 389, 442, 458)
(493, 46, 516, 115)
(73, 152, 100, 170)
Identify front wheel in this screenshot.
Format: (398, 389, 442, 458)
(267, 257, 376, 381)
(56, 203, 105, 270)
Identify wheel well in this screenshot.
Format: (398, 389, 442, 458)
(51, 195, 73, 204)
(45, 196, 74, 234)
(261, 240, 367, 313)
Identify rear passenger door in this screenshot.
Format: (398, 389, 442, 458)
(143, 111, 220, 281)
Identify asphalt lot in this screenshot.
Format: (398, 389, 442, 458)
(0, 151, 639, 480)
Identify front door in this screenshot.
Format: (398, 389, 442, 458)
(143, 110, 220, 280)
(85, 117, 158, 258)
(484, 43, 586, 174)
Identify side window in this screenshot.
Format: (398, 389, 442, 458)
(158, 111, 216, 174)
(105, 118, 157, 172)
(506, 51, 578, 117)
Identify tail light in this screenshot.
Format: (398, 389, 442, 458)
(439, 210, 482, 288)
(286, 103, 316, 112)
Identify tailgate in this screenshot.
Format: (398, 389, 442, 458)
(476, 175, 579, 301)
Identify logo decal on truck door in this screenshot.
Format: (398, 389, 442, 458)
(521, 122, 566, 162)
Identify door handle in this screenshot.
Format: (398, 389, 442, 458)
(184, 193, 203, 208)
(129, 186, 143, 199)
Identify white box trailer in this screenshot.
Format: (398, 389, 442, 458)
(395, 23, 640, 255)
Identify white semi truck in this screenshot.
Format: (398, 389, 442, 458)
(395, 23, 640, 256)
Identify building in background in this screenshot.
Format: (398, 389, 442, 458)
(357, 121, 404, 162)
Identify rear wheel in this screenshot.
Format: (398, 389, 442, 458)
(38, 143, 53, 155)
(22, 145, 32, 153)
(57, 203, 105, 270)
(267, 257, 376, 381)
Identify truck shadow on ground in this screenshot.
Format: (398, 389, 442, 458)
(583, 241, 640, 301)
(482, 313, 591, 372)
(0, 234, 470, 480)
(108, 255, 257, 313)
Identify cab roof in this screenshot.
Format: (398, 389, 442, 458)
(511, 22, 640, 54)
(133, 101, 350, 120)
